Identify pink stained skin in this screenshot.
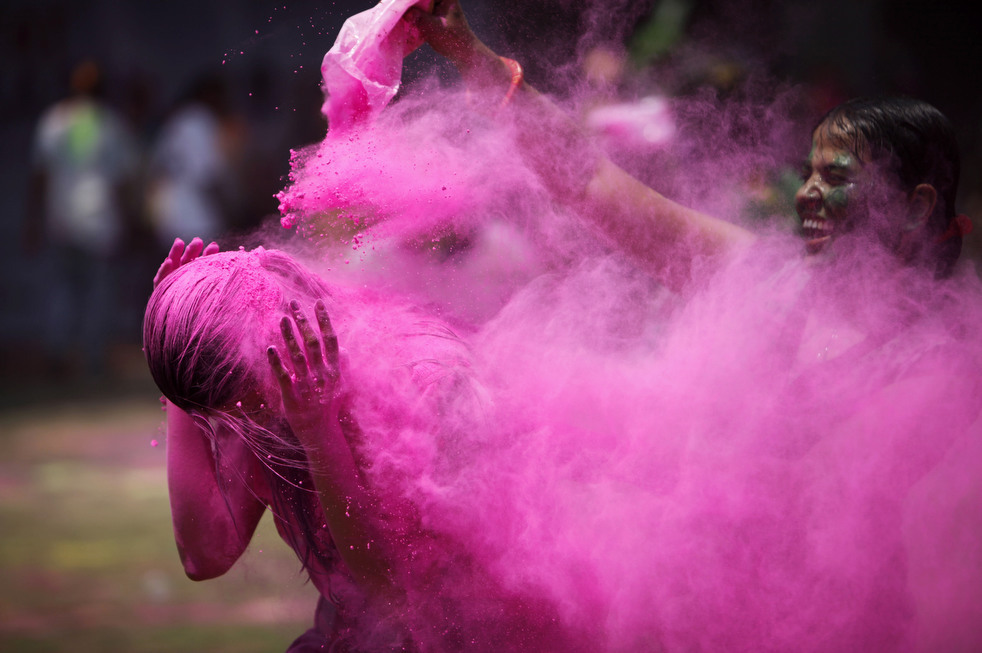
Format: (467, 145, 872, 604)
(164, 399, 269, 581)
(266, 300, 401, 598)
(153, 240, 285, 586)
(152, 242, 271, 583)
(150, 245, 340, 637)
(152, 236, 219, 289)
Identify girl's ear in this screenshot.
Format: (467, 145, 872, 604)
(904, 183, 938, 232)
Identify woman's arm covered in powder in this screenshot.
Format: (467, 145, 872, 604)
(165, 402, 269, 580)
(407, 0, 755, 289)
(154, 237, 267, 580)
(268, 301, 414, 600)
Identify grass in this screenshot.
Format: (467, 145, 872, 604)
(0, 380, 321, 653)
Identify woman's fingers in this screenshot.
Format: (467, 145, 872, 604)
(266, 346, 295, 401)
(291, 300, 343, 402)
(153, 238, 184, 288)
(152, 237, 219, 288)
(315, 301, 341, 399)
(166, 237, 185, 265)
(180, 237, 204, 266)
(280, 315, 307, 375)
(152, 258, 174, 288)
(289, 301, 328, 388)
(266, 345, 308, 411)
(274, 300, 342, 407)
(315, 301, 340, 370)
(291, 301, 322, 357)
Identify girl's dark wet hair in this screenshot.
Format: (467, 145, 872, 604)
(143, 248, 342, 580)
(816, 97, 963, 276)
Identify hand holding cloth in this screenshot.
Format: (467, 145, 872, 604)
(321, 0, 434, 130)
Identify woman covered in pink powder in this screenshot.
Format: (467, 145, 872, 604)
(146, 238, 398, 651)
(144, 238, 586, 652)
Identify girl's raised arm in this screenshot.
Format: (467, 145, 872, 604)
(408, 0, 756, 289)
(153, 237, 266, 580)
(165, 400, 268, 580)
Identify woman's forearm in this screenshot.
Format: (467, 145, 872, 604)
(295, 406, 403, 597)
(165, 401, 266, 580)
(422, 4, 756, 287)
(268, 305, 414, 600)
(580, 159, 758, 289)
(507, 74, 756, 287)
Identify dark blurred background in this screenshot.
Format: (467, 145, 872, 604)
(2, 0, 980, 398)
(1, 0, 363, 401)
(0, 0, 980, 650)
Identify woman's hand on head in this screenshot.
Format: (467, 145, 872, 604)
(153, 237, 220, 289)
(267, 300, 343, 450)
(267, 301, 403, 596)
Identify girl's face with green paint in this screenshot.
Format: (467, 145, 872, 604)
(794, 121, 904, 254)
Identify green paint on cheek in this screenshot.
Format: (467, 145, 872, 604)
(826, 187, 850, 210)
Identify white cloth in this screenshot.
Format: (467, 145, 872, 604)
(321, 0, 432, 130)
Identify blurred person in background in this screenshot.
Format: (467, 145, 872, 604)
(146, 73, 242, 248)
(25, 59, 139, 379)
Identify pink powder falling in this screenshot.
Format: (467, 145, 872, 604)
(265, 6, 982, 652)
(275, 212, 982, 652)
